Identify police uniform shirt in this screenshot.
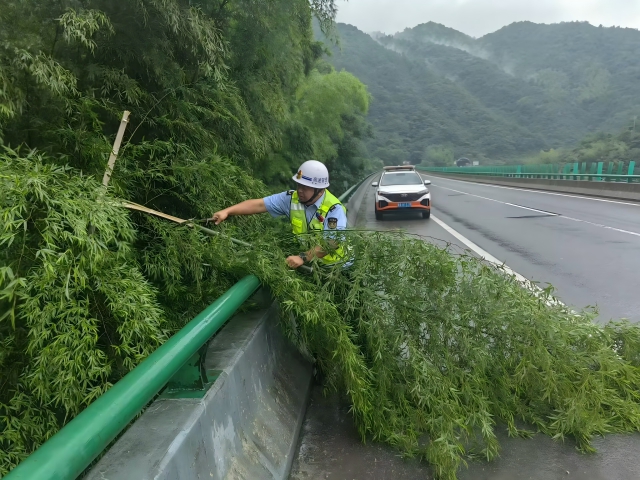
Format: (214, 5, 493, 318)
(262, 191, 347, 233)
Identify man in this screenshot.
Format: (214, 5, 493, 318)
(210, 160, 347, 270)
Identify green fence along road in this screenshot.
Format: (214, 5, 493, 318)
(3, 174, 373, 480)
(3, 275, 261, 480)
(418, 161, 639, 183)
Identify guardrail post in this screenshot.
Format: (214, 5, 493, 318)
(572, 163, 579, 180)
(596, 162, 603, 182)
(516, 165, 521, 178)
(628, 161, 636, 183)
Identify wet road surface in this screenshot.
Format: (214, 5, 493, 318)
(289, 386, 434, 480)
(422, 175, 640, 324)
(291, 386, 640, 480)
(289, 177, 640, 480)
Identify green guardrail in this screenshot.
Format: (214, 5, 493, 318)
(4, 275, 261, 480)
(339, 171, 377, 204)
(5, 174, 373, 480)
(417, 161, 639, 183)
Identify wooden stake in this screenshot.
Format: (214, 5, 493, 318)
(102, 110, 131, 187)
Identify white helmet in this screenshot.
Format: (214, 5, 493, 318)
(292, 160, 330, 188)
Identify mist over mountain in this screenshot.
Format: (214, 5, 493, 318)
(320, 21, 640, 165)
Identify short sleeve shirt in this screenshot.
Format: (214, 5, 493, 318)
(263, 191, 347, 234)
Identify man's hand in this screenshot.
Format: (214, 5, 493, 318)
(209, 199, 267, 225)
(209, 209, 229, 225)
(286, 255, 305, 269)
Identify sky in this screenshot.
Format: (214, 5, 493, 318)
(335, 0, 640, 38)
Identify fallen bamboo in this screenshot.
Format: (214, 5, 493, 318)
(121, 201, 312, 272)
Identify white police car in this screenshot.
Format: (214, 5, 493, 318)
(371, 166, 431, 220)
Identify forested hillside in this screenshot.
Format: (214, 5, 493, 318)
(322, 24, 547, 166)
(479, 21, 640, 133)
(523, 129, 640, 166)
(324, 21, 640, 166)
(0, 1, 373, 192)
(0, 0, 371, 471)
(4, 6, 640, 480)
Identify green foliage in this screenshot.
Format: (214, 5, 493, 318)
(0, 150, 167, 472)
(521, 129, 640, 167)
(5, 147, 640, 480)
(0, 0, 373, 472)
(295, 232, 640, 479)
(293, 68, 372, 185)
(324, 21, 640, 166)
(4, 4, 640, 480)
(296, 69, 369, 156)
(0, 0, 371, 193)
(475, 21, 640, 136)
(423, 145, 455, 167)
(321, 24, 547, 167)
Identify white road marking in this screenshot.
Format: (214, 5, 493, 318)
(432, 214, 565, 308)
(560, 216, 640, 238)
(433, 182, 640, 239)
(426, 175, 640, 207)
(436, 185, 558, 216)
(431, 214, 529, 283)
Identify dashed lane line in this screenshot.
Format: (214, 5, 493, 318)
(432, 214, 565, 309)
(433, 184, 640, 239)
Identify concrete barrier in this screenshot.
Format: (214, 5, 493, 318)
(422, 172, 640, 202)
(344, 172, 377, 227)
(85, 296, 313, 480)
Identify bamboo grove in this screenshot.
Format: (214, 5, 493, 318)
(2, 2, 640, 479)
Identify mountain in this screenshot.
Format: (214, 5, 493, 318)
(320, 21, 640, 166)
(322, 24, 547, 166)
(386, 26, 589, 146)
(478, 21, 640, 132)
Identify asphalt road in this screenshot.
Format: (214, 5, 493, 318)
(361, 174, 640, 324)
(290, 176, 640, 480)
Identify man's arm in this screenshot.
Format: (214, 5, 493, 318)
(210, 199, 267, 225)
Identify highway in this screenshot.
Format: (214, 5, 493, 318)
(290, 175, 640, 480)
(358, 174, 640, 324)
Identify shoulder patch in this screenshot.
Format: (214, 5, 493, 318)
(286, 190, 294, 196)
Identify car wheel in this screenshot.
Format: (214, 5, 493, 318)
(422, 210, 431, 219)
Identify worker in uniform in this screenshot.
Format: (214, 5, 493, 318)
(210, 160, 348, 270)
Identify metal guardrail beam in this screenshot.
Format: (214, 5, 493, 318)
(4, 275, 261, 480)
(417, 163, 640, 183)
(338, 172, 376, 204)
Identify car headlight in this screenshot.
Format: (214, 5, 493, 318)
(417, 189, 429, 195)
(378, 191, 392, 197)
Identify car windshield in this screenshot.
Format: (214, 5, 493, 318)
(380, 172, 423, 186)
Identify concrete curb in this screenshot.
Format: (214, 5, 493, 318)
(85, 300, 313, 480)
(422, 172, 640, 202)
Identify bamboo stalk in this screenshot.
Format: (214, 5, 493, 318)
(102, 111, 131, 187)
(123, 201, 249, 248)
(121, 201, 312, 273)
